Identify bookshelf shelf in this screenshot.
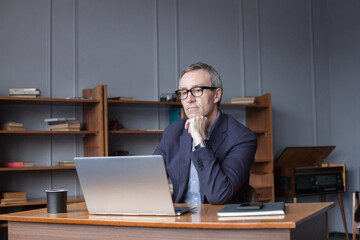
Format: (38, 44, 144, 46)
(0, 166, 75, 171)
(108, 99, 181, 106)
(250, 129, 268, 135)
(254, 158, 272, 163)
(107, 99, 267, 108)
(0, 130, 98, 134)
(251, 186, 273, 202)
(109, 130, 164, 134)
(0, 197, 84, 208)
(220, 103, 268, 108)
(0, 96, 100, 103)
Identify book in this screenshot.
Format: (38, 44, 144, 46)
(0, 198, 27, 205)
(218, 214, 285, 221)
(9, 88, 39, 92)
(1, 122, 24, 130)
(46, 120, 77, 125)
(0, 161, 34, 168)
(44, 117, 76, 123)
(231, 97, 256, 104)
(108, 96, 133, 100)
(9, 95, 37, 98)
(58, 161, 75, 167)
(231, 96, 256, 101)
(49, 122, 81, 129)
(9, 90, 41, 95)
(217, 202, 285, 217)
(1, 191, 27, 199)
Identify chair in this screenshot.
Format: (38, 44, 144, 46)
(247, 185, 259, 202)
(353, 191, 360, 240)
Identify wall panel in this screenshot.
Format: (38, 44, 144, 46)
(77, 0, 156, 100)
(258, 0, 316, 156)
(177, 0, 242, 104)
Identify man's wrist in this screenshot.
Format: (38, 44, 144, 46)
(195, 139, 211, 150)
(193, 134, 207, 146)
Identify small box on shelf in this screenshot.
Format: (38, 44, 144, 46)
(0, 161, 34, 168)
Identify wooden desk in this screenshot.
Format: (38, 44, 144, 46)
(0, 202, 334, 240)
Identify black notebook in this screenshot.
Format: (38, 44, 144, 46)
(217, 202, 285, 217)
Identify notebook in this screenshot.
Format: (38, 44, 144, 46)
(217, 202, 285, 217)
(74, 155, 196, 216)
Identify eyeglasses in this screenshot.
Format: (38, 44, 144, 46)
(175, 86, 217, 100)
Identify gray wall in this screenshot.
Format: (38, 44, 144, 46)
(326, 0, 360, 233)
(1, 0, 359, 233)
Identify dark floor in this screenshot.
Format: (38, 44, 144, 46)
(330, 232, 353, 240)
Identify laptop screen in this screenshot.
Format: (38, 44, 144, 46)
(74, 155, 177, 216)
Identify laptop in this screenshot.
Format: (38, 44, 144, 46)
(74, 155, 196, 216)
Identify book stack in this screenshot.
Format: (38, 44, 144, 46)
(0, 161, 34, 168)
(0, 191, 27, 205)
(58, 161, 75, 167)
(44, 117, 81, 131)
(9, 88, 41, 98)
(231, 97, 256, 104)
(0, 121, 24, 131)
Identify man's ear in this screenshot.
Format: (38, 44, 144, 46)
(214, 88, 222, 104)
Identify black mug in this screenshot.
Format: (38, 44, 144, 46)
(46, 189, 68, 213)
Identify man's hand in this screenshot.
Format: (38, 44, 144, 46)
(185, 116, 208, 145)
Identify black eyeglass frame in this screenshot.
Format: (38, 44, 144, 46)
(175, 86, 218, 100)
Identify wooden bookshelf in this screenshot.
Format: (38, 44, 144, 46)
(0, 85, 106, 215)
(82, 86, 106, 157)
(0, 89, 274, 206)
(246, 94, 274, 202)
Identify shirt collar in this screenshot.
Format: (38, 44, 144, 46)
(206, 111, 220, 139)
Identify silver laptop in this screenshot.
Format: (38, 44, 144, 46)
(74, 155, 196, 216)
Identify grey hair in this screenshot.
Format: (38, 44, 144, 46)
(179, 62, 223, 88)
(179, 62, 223, 106)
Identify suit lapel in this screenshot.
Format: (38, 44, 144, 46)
(209, 112, 228, 153)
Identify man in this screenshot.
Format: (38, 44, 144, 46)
(154, 62, 257, 204)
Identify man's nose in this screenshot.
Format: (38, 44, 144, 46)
(186, 92, 196, 102)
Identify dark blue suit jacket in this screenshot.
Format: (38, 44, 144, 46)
(153, 112, 257, 204)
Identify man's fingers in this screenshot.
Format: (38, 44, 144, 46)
(184, 120, 190, 129)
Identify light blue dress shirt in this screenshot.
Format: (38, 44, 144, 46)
(184, 112, 220, 204)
